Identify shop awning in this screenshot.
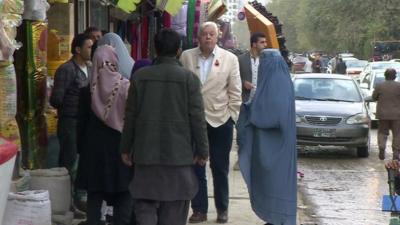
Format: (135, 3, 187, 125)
(207, 0, 227, 21)
(244, 3, 279, 49)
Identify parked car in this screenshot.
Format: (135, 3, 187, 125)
(293, 74, 370, 157)
(358, 69, 400, 121)
(345, 60, 368, 78)
(358, 61, 400, 81)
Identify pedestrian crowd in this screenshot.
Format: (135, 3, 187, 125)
(50, 22, 297, 225)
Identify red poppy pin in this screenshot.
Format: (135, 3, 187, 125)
(214, 59, 220, 67)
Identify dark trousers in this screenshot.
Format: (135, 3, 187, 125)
(134, 199, 190, 225)
(378, 120, 400, 159)
(87, 191, 133, 225)
(191, 119, 234, 213)
(57, 117, 79, 173)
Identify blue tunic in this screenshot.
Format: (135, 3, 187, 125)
(237, 49, 297, 225)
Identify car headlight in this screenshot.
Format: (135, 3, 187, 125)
(346, 113, 369, 125)
(296, 115, 302, 123)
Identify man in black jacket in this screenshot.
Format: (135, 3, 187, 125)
(50, 33, 92, 174)
(120, 28, 209, 225)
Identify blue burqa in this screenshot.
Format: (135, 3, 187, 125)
(237, 49, 297, 225)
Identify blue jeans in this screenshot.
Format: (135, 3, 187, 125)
(191, 119, 234, 213)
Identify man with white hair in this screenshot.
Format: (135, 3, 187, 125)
(180, 21, 242, 223)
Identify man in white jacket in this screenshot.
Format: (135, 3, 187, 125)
(180, 21, 242, 224)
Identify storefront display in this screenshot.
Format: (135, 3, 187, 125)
(15, 20, 48, 169)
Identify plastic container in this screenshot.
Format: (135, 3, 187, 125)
(0, 137, 18, 223)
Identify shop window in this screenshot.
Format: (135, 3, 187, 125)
(89, 0, 109, 31)
(76, 0, 87, 33)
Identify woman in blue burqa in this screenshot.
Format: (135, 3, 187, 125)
(237, 49, 297, 225)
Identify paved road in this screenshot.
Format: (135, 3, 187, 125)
(298, 129, 394, 225)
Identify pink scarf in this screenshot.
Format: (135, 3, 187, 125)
(91, 45, 130, 132)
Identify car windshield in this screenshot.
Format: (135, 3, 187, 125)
(346, 60, 368, 68)
(373, 72, 400, 87)
(294, 78, 362, 102)
(371, 62, 400, 70)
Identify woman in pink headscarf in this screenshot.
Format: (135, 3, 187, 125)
(76, 45, 132, 225)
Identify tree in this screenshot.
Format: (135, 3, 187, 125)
(266, 0, 400, 59)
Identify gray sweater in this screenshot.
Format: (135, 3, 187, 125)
(50, 59, 90, 118)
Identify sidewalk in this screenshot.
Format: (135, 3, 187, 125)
(203, 149, 309, 225)
(73, 149, 312, 225)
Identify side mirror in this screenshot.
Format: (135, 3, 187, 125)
(359, 83, 369, 89)
(364, 96, 373, 102)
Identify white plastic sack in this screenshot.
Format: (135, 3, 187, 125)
(23, 0, 49, 21)
(2, 190, 51, 225)
(29, 167, 71, 214)
(0, 155, 15, 224)
(52, 211, 73, 225)
(9, 170, 30, 193)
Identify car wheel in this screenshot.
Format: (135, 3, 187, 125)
(357, 146, 369, 157)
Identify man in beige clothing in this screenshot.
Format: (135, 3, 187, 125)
(180, 21, 242, 223)
(372, 68, 400, 160)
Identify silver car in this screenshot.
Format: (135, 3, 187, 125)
(294, 74, 370, 157)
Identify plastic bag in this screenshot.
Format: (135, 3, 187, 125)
(0, 0, 24, 15)
(0, 12, 23, 61)
(23, 0, 50, 21)
(0, 23, 15, 61)
(0, 13, 23, 28)
(9, 170, 31, 193)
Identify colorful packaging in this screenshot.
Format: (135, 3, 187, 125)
(0, 62, 20, 146)
(0, 0, 24, 15)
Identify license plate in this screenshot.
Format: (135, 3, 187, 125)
(313, 128, 336, 138)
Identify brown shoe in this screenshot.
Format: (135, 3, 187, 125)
(216, 210, 228, 223)
(189, 211, 207, 223)
(379, 149, 385, 160)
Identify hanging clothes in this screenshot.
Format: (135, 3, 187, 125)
(148, 13, 157, 59)
(156, 0, 185, 16)
(163, 12, 172, 28)
(141, 16, 149, 59)
(171, 2, 188, 36)
(130, 22, 138, 60)
(199, 0, 209, 25)
(192, 0, 201, 47)
(116, 20, 127, 40)
(186, 0, 196, 48)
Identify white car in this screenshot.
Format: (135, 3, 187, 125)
(359, 69, 400, 121)
(358, 61, 400, 82)
(338, 53, 355, 58)
(345, 60, 368, 78)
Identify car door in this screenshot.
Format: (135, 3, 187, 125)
(359, 72, 372, 97)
